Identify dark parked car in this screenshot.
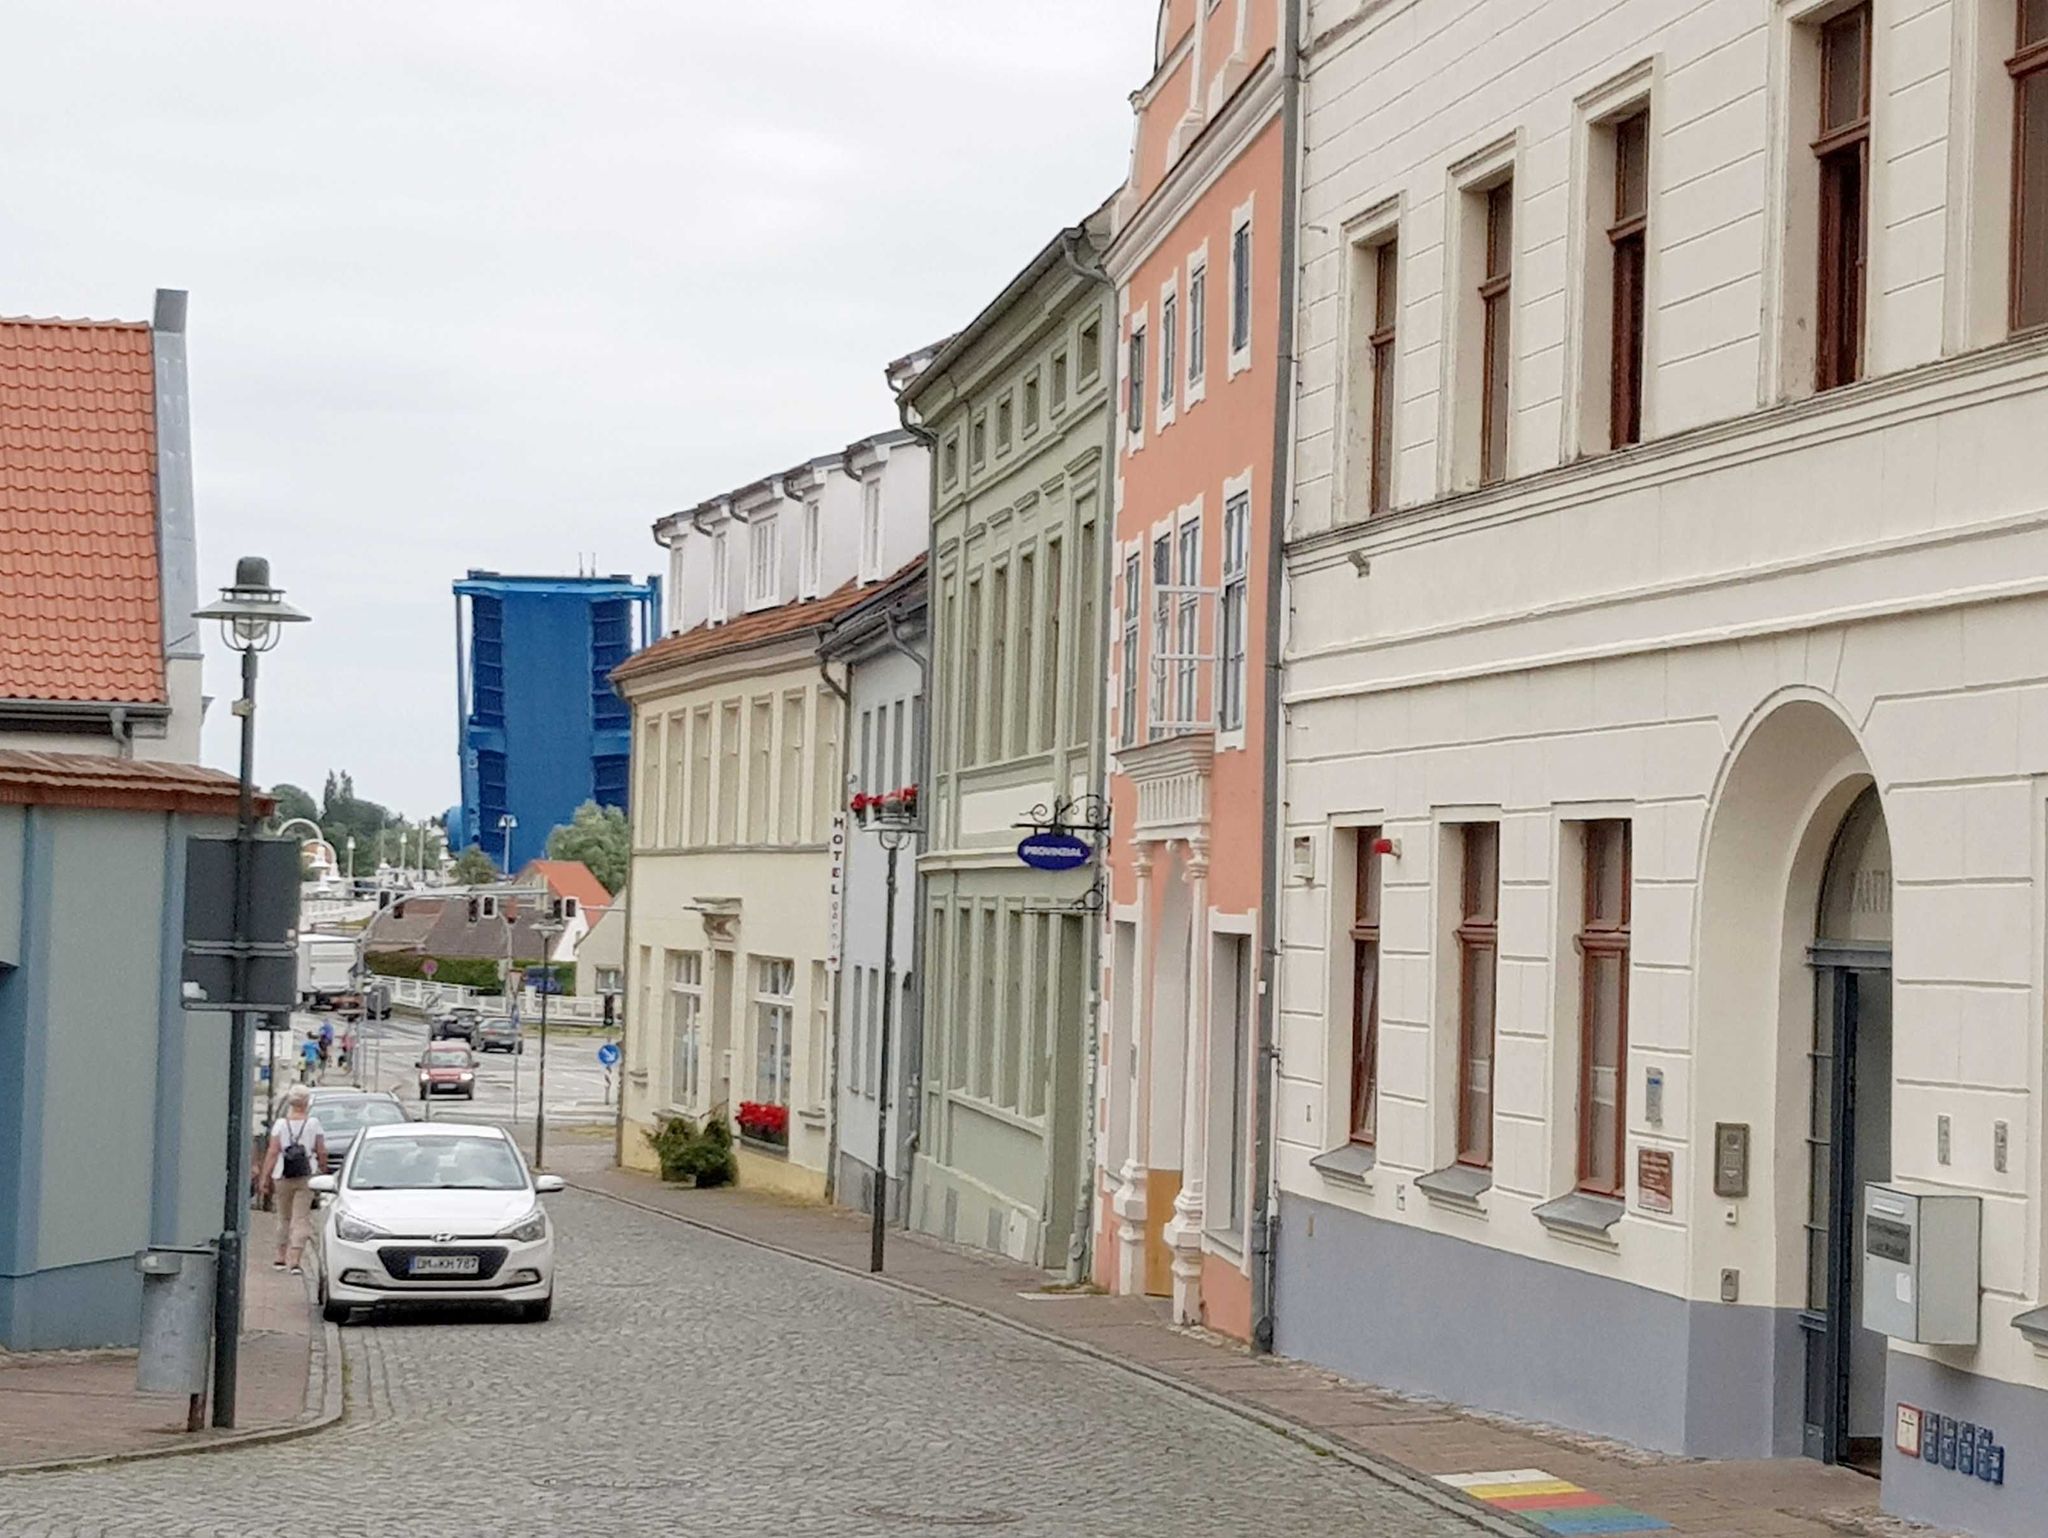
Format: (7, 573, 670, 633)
(477, 1016, 524, 1054)
(432, 1007, 481, 1044)
(304, 1088, 410, 1173)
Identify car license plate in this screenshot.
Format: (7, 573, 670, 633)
(410, 1254, 479, 1277)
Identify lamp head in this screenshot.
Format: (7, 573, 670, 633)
(193, 555, 310, 653)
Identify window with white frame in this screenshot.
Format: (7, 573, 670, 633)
(1186, 255, 1208, 400)
(1149, 532, 1171, 736)
(667, 950, 704, 1108)
(1219, 492, 1248, 732)
(709, 530, 730, 624)
(860, 477, 884, 582)
(748, 514, 779, 607)
(1174, 516, 1200, 727)
(1119, 552, 1140, 747)
(1229, 207, 1254, 371)
(754, 956, 795, 1106)
(1159, 289, 1178, 424)
(849, 962, 867, 1096)
(1127, 324, 1147, 441)
(801, 500, 822, 597)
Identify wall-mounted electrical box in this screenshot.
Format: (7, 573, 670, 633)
(1862, 1184, 1981, 1346)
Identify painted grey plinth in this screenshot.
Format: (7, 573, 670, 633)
(1881, 1354, 2045, 1538)
(1274, 1191, 1804, 1457)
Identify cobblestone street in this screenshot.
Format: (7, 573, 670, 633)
(0, 1191, 1489, 1537)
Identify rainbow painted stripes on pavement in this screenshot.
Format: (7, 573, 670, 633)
(1438, 1469, 1672, 1535)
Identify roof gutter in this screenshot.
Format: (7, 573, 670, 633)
(1250, 0, 1304, 1359)
(1055, 224, 1117, 1287)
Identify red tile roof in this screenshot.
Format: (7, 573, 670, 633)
(517, 859, 613, 915)
(0, 317, 165, 704)
(0, 750, 261, 816)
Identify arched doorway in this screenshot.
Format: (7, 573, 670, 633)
(1802, 786, 1892, 1470)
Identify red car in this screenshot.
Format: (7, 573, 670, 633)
(417, 1045, 477, 1100)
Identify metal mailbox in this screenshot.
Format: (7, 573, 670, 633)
(1862, 1184, 1980, 1346)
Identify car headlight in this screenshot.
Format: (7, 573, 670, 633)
(498, 1209, 547, 1243)
(333, 1210, 386, 1243)
(459, 1071, 474, 1082)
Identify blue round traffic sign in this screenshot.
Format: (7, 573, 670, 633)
(1017, 832, 1092, 873)
(596, 1041, 621, 1067)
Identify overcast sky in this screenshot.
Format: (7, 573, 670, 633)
(3, 1, 1152, 821)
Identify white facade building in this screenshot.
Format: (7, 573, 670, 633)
(1277, 3, 2048, 1533)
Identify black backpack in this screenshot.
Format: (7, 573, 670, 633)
(280, 1118, 314, 1180)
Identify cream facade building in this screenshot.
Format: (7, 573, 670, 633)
(615, 434, 928, 1198)
(1277, 3, 2048, 1533)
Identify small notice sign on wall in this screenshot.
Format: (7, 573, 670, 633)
(1637, 1147, 1674, 1214)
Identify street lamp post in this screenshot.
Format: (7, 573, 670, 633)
(530, 912, 566, 1170)
(192, 556, 308, 1430)
(498, 812, 518, 875)
(858, 788, 921, 1274)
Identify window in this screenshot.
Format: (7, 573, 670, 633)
(996, 393, 1014, 453)
(596, 966, 623, 994)
(1000, 909, 1026, 1109)
(1480, 183, 1515, 484)
(971, 412, 988, 468)
(963, 577, 983, 765)
(861, 477, 884, 582)
(1815, 4, 1870, 392)
(1042, 537, 1063, 749)
(1149, 533, 1171, 736)
(976, 907, 998, 1099)
(689, 706, 710, 845)
(779, 692, 804, 842)
(810, 687, 839, 843)
(1023, 370, 1041, 434)
(1160, 292, 1178, 416)
(1230, 215, 1253, 364)
(664, 715, 685, 847)
(748, 514, 780, 607)
(1349, 830, 1383, 1143)
(1127, 326, 1147, 438)
(1016, 550, 1036, 751)
(1454, 823, 1499, 1168)
(1119, 551, 1140, 746)
(1174, 517, 1199, 727)
(1187, 262, 1207, 391)
(1608, 111, 1649, 446)
(801, 499, 822, 598)
(747, 698, 772, 842)
(709, 530, 730, 624)
(638, 721, 660, 842)
(1050, 351, 1069, 412)
(667, 950, 704, 1108)
(1078, 317, 1102, 381)
(753, 957, 795, 1106)
(1071, 506, 1097, 744)
(943, 434, 960, 485)
(1218, 493, 1248, 731)
(716, 701, 740, 843)
(1576, 821, 1632, 1196)
(2014, 2, 2048, 330)
(988, 563, 1010, 760)
(1369, 241, 1399, 513)
(849, 963, 867, 1096)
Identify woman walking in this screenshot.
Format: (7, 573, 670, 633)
(260, 1085, 327, 1274)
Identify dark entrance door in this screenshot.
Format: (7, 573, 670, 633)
(1801, 788, 1892, 1471)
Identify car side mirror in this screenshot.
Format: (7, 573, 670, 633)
(533, 1174, 565, 1193)
(308, 1175, 337, 1193)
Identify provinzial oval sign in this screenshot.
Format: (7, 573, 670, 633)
(1017, 833, 1092, 872)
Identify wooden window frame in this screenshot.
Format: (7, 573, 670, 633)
(1575, 820, 1632, 1196)
(1454, 823, 1499, 1168)
(2010, 3, 2048, 332)
(1348, 828, 1384, 1143)
(1814, 4, 1871, 393)
(1369, 239, 1399, 515)
(1479, 184, 1514, 485)
(1608, 110, 1649, 448)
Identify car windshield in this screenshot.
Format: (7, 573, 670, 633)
(423, 1049, 469, 1067)
(312, 1099, 407, 1135)
(348, 1134, 527, 1191)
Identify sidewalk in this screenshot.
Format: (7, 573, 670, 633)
(565, 1156, 1920, 1538)
(0, 1241, 330, 1472)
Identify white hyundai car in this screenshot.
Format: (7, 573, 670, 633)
(311, 1121, 561, 1323)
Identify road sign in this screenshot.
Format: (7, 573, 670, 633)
(596, 1041, 620, 1068)
(1017, 832, 1092, 872)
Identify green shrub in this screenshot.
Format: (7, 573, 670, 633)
(363, 951, 503, 993)
(647, 1112, 737, 1188)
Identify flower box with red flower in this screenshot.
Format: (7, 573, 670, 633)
(736, 1100, 790, 1148)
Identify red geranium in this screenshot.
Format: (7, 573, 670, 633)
(736, 1100, 789, 1142)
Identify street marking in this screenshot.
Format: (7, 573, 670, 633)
(1438, 1469, 1670, 1534)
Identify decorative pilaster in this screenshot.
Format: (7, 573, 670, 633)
(1165, 838, 1210, 1325)
(1116, 844, 1156, 1296)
